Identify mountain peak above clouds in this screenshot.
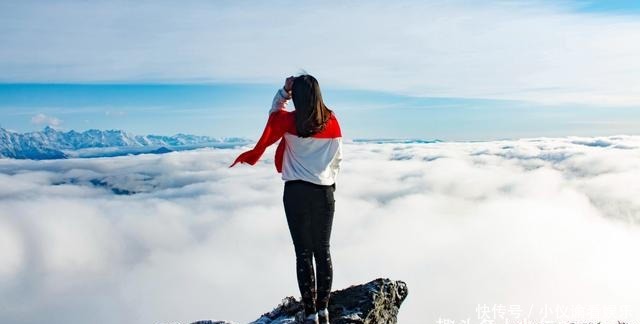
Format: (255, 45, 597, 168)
(0, 127, 251, 160)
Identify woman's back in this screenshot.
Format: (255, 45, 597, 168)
(230, 75, 343, 186)
(281, 112, 342, 186)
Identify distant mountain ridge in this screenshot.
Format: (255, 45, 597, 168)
(352, 138, 443, 144)
(0, 126, 251, 160)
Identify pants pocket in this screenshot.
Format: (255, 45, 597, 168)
(325, 188, 335, 209)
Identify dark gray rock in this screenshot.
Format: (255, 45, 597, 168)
(191, 278, 409, 324)
(188, 278, 408, 324)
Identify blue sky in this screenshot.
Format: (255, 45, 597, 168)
(1, 0, 639, 140)
(572, 0, 640, 13)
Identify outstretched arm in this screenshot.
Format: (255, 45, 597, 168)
(229, 110, 288, 167)
(230, 77, 294, 168)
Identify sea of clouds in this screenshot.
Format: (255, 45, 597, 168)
(1, 135, 639, 324)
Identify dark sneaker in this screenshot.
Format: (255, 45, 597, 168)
(318, 308, 329, 324)
(302, 313, 319, 324)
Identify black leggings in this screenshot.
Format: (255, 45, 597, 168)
(283, 179, 336, 316)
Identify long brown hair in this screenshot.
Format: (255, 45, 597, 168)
(291, 74, 333, 138)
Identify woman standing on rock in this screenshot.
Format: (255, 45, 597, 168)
(230, 74, 343, 324)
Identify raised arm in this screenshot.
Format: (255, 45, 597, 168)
(269, 87, 292, 114)
(269, 76, 294, 114)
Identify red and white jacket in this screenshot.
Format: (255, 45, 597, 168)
(230, 87, 343, 186)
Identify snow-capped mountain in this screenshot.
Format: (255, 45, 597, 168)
(0, 126, 251, 160)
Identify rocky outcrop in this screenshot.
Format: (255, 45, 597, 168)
(190, 278, 408, 324)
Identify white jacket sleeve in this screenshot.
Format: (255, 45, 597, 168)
(331, 138, 343, 176)
(269, 87, 292, 114)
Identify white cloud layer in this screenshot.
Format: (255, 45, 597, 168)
(1, 135, 640, 324)
(1, 0, 640, 105)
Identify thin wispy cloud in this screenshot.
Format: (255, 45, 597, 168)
(104, 110, 127, 117)
(0, 136, 639, 324)
(30, 113, 62, 126)
(1, 0, 639, 106)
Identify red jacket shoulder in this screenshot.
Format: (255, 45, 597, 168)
(311, 112, 342, 138)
